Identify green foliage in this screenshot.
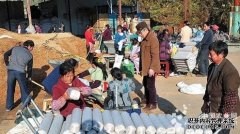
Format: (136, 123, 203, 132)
(122, 0, 233, 26)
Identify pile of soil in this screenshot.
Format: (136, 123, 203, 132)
(0, 28, 91, 111)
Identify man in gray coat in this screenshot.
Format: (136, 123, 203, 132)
(4, 40, 34, 111)
(201, 41, 240, 134)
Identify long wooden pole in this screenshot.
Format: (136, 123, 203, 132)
(183, 0, 190, 21)
(26, 0, 32, 26)
(26, 0, 35, 33)
(119, 0, 122, 25)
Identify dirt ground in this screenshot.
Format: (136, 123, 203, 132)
(0, 29, 240, 133)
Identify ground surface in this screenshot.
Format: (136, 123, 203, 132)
(0, 29, 239, 134)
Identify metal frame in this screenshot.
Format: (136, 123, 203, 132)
(16, 95, 44, 134)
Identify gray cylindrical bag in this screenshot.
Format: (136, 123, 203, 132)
(86, 129, 97, 134)
(38, 112, 54, 134)
(48, 114, 64, 134)
(140, 113, 156, 134)
(131, 112, 145, 134)
(158, 114, 175, 134)
(121, 111, 136, 134)
(92, 108, 104, 132)
(81, 107, 93, 131)
(111, 110, 126, 134)
(70, 108, 82, 133)
(149, 114, 166, 134)
(62, 114, 72, 134)
(102, 110, 114, 133)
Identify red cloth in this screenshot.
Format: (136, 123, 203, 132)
(52, 77, 87, 117)
(84, 29, 95, 46)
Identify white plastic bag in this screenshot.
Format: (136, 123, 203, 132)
(113, 54, 123, 68)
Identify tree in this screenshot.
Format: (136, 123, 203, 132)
(122, 0, 233, 27)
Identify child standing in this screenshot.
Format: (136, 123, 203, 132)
(130, 38, 140, 74)
(114, 25, 127, 55)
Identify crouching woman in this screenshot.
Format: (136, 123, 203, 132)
(52, 62, 91, 117)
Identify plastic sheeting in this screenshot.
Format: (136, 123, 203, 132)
(177, 81, 205, 95)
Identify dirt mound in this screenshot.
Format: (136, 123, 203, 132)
(0, 28, 91, 108)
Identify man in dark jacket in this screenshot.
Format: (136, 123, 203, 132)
(136, 21, 160, 110)
(4, 40, 34, 111)
(197, 22, 213, 76)
(201, 41, 240, 134)
(101, 24, 112, 53)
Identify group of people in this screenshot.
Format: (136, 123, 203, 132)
(4, 19, 240, 134)
(17, 22, 65, 34)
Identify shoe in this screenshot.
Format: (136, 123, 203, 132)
(148, 104, 157, 110)
(143, 104, 157, 110)
(143, 104, 151, 110)
(140, 100, 146, 107)
(6, 109, 11, 112)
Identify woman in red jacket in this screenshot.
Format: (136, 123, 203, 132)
(52, 61, 91, 117)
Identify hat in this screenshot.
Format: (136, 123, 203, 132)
(212, 24, 219, 31)
(136, 21, 148, 34)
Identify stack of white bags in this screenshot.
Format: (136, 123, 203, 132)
(8, 107, 214, 134)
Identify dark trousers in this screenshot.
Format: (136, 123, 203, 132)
(198, 49, 209, 75)
(86, 45, 94, 62)
(143, 75, 157, 104)
(6, 70, 30, 109)
(100, 41, 108, 53)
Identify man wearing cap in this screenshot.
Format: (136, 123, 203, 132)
(212, 24, 224, 42)
(136, 21, 160, 110)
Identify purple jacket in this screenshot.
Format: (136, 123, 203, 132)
(103, 28, 112, 41)
(159, 35, 171, 60)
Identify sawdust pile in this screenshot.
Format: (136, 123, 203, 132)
(0, 28, 91, 108)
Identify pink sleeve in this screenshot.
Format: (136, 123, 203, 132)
(52, 96, 66, 110)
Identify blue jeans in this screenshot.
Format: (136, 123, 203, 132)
(198, 49, 209, 75)
(6, 70, 30, 109)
